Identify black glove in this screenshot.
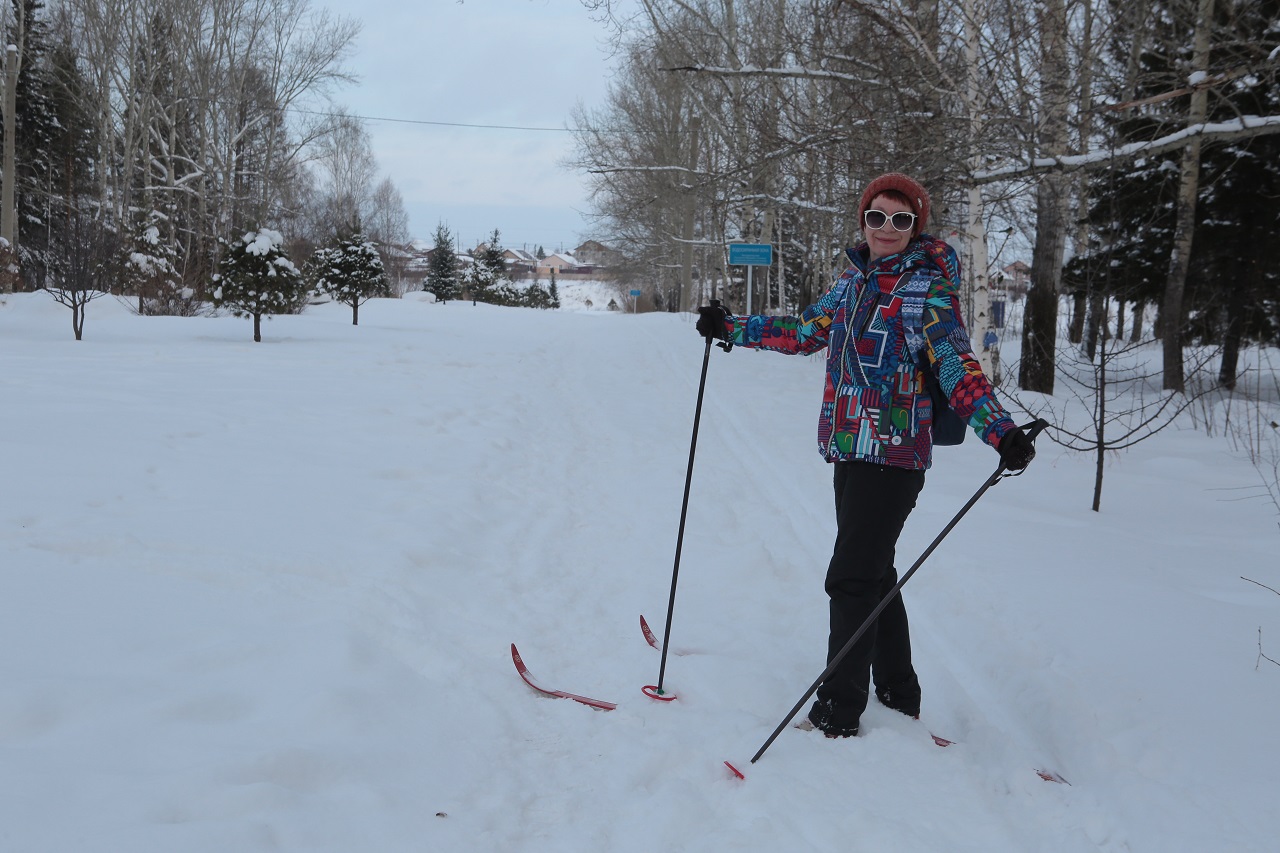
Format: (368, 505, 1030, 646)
(999, 426, 1035, 472)
(695, 304, 730, 341)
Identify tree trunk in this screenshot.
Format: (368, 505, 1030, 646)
(2, 35, 21, 260)
(1084, 290, 1107, 361)
(1218, 267, 1245, 389)
(253, 312, 262, 343)
(1161, 0, 1215, 392)
(1018, 0, 1070, 395)
(678, 114, 701, 313)
(1069, 291, 1086, 344)
(1130, 301, 1144, 343)
(352, 300, 359, 326)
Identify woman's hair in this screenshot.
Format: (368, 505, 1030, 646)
(866, 189, 913, 212)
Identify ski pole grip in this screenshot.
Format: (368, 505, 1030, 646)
(708, 298, 733, 352)
(1023, 418, 1050, 443)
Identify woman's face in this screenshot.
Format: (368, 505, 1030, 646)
(864, 194, 915, 261)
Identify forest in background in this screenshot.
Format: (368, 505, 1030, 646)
(0, 0, 410, 314)
(573, 0, 1280, 397)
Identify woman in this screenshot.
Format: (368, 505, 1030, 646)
(696, 172, 1034, 737)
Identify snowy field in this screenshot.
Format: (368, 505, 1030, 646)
(2, 291, 1278, 852)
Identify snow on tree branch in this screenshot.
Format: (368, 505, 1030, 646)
(975, 115, 1280, 184)
(667, 63, 878, 86)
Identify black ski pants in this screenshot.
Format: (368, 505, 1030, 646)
(815, 459, 925, 725)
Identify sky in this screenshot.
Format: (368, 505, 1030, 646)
(3, 289, 1279, 851)
(315, 0, 625, 253)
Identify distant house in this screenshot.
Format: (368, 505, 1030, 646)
(573, 240, 623, 268)
(502, 248, 537, 278)
(537, 252, 582, 276)
(1001, 261, 1031, 298)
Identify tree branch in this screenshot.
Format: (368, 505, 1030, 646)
(974, 115, 1280, 183)
(1257, 628, 1280, 671)
(1241, 576, 1280, 597)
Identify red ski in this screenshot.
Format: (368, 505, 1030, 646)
(640, 614, 661, 650)
(930, 732, 1068, 784)
(510, 644, 617, 711)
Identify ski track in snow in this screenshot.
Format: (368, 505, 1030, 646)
(1, 291, 1278, 852)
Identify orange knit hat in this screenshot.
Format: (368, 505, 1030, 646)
(858, 172, 931, 235)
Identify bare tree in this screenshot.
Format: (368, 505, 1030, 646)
(1008, 336, 1214, 510)
(366, 176, 410, 293)
(311, 108, 375, 234)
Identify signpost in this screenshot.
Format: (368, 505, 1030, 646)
(629, 288, 642, 313)
(727, 243, 773, 314)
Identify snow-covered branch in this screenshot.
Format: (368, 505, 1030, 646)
(667, 63, 878, 86)
(588, 165, 714, 177)
(975, 115, 1280, 184)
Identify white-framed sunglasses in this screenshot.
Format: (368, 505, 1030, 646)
(863, 209, 917, 232)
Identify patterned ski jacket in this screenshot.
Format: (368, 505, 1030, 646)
(726, 236, 1015, 470)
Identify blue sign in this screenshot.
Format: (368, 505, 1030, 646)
(728, 243, 772, 266)
(629, 289, 642, 297)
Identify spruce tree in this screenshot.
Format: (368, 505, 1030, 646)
(466, 228, 510, 304)
(309, 230, 388, 325)
(214, 229, 306, 342)
(1073, 0, 1280, 384)
(425, 222, 460, 302)
(3, 0, 61, 286)
(123, 209, 182, 315)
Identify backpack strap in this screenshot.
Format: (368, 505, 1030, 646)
(899, 274, 930, 369)
(903, 236, 964, 369)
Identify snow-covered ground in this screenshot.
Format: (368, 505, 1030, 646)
(550, 279, 628, 312)
(2, 291, 1278, 852)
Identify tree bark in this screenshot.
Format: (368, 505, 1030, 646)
(1069, 291, 1086, 344)
(678, 114, 700, 313)
(2, 33, 21, 260)
(1218, 262, 1245, 389)
(1160, 0, 1215, 392)
(1018, 0, 1070, 394)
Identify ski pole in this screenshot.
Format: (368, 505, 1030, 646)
(746, 419, 1050, 763)
(645, 301, 732, 701)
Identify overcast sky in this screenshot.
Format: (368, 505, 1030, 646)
(317, 0, 622, 253)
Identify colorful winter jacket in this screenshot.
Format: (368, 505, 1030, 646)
(726, 236, 1015, 470)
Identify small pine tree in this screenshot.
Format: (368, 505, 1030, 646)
(548, 268, 560, 309)
(309, 231, 388, 325)
(524, 281, 552, 309)
(426, 222, 460, 303)
(466, 228, 510, 304)
(123, 209, 182, 315)
(213, 228, 306, 342)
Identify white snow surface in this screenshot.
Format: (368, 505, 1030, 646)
(2, 292, 1278, 852)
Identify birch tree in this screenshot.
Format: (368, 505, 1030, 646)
(1160, 0, 1215, 393)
